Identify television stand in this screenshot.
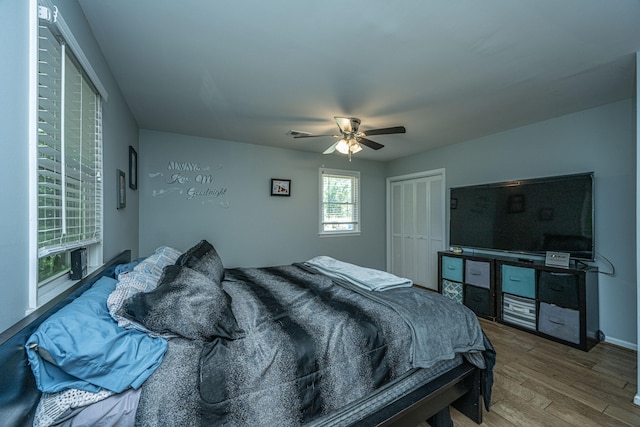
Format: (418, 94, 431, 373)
(438, 251, 600, 351)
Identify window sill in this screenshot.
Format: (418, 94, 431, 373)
(319, 232, 361, 238)
(28, 265, 101, 314)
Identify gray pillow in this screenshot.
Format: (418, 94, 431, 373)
(119, 265, 243, 341)
(176, 240, 224, 283)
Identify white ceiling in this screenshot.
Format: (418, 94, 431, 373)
(78, 0, 640, 161)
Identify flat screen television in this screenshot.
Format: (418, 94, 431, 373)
(449, 172, 594, 260)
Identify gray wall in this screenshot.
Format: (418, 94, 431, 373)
(387, 99, 637, 348)
(0, 0, 139, 333)
(0, 0, 31, 332)
(138, 130, 387, 270)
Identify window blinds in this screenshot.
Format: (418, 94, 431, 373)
(37, 23, 102, 258)
(321, 170, 360, 233)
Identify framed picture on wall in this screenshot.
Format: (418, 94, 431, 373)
(271, 179, 291, 196)
(129, 146, 138, 190)
(117, 169, 126, 209)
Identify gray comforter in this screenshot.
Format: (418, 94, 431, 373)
(133, 264, 493, 426)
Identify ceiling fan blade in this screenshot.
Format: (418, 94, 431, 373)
(293, 134, 337, 139)
(357, 137, 384, 150)
(323, 141, 339, 154)
(350, 117, 361, 133)
(334, 116, 360, 134)
(287, 130, 312, 137)
(361, 126, 406, 136)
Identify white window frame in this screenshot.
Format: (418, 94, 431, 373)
(319, 168, 361, 237)
(29, 0, 107, 310)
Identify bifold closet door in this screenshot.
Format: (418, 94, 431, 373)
(390, 174, 444, 290)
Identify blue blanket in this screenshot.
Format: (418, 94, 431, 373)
(25, 276, 167, 393)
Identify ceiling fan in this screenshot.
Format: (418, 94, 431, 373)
(288, 116, 406, 161)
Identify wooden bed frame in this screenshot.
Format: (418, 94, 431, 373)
(0, 250, 483, 427)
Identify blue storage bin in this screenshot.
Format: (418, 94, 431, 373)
(501, 264, 535, 298)
(442, 256, 463, 282)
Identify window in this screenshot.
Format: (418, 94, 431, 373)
(319, 168, 360, 236)
(35, 4, 103, 295)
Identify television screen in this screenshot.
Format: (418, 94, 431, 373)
(449, 172, 594, 260)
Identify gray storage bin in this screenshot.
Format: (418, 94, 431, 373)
(538, 302, 580, 344)
(465, 260, 491, 289)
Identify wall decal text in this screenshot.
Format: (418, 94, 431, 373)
(149, 162, 229, 207)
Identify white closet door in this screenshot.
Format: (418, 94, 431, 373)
(391, 182, 404, 276)
(426, 175, 444, 289)
(389, 172, 444, 290)
(414, 179, 429, 286)
(402, 181, 416, 283)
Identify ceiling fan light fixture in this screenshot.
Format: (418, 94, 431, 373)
(335, 138, 362, 155)
(335, 139, 350, 154)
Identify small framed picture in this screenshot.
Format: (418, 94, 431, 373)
(129, 146, 138, 190)
(271, 179, 291, 196)
(117, 169, 126, 209)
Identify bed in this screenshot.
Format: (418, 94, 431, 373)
(0, 241, 495, 427)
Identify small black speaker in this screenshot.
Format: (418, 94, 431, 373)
(70, 248, 87, 280)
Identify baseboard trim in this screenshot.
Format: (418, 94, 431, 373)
(604, 336, 637, 351)
(634, 394, 640, 407)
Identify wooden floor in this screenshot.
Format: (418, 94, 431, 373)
(418, 318, 640, 427)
